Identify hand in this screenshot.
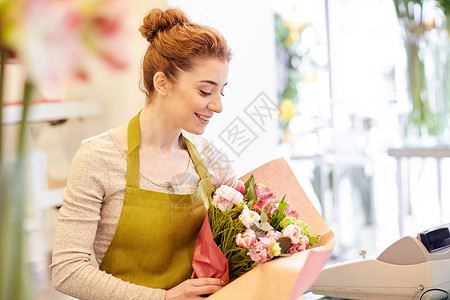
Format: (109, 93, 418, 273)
(164, 278, 225, 300)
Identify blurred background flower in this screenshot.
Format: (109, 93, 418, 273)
(0, 0, 129, 298)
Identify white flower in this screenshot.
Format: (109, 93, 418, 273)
(212, 185, 244, 212)
(239, 205, 261, 228)
(282, 224, 302, 244)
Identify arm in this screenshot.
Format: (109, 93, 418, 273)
(50, 141, 165, 300)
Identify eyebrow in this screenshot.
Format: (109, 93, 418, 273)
(199, 80, 228, 87)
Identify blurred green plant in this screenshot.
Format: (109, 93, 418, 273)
(0, 47, 33, 300)
(274, 13, 311, 131)
(393, 0, 450, 142)
(436, 0, 450, 28)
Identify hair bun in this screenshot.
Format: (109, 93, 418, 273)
(139, 8, 190, 42)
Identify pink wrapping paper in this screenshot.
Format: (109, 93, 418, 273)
(191, 215, 230, 284)
(208, 158, 335, 300)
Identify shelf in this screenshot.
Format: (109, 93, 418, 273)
(2, 99, 103, 125)
(387, 147, 450, 158)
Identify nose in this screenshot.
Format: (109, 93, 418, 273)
(208, 94, 223, 114)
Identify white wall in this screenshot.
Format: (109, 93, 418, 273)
(168, 0, 279, 176)
(34, 0, 278, 183)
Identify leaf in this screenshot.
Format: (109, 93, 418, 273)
(260, 211, 268, 223)
(251, 222, 261, 230)
(260, 222, 273, 232)
(277, 196, 288, 215)
(244, 174, 254, 193)
(244, 175, 257, 201)
(256, 229, 266, 238)
(277, 237, 292, 253)
(308, 234, 322, 246)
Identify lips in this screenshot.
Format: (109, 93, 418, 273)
(195, 113, 211, 122)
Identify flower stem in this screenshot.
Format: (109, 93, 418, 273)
(0, 46, 6, 167)
(0, 78, 33, 300)
(17, 81, 32, 159)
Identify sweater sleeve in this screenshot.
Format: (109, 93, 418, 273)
(50, 141, 165, 300)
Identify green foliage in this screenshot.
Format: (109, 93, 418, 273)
(392, 0, 450, 138)
(208, 205, 255, 281)
(436, 0, 450, 15)
(274, 13, 311, 129)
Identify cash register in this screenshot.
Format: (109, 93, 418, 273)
(311, 224, 450, 299)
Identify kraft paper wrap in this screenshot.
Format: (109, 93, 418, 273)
(208, 158, 335, 300)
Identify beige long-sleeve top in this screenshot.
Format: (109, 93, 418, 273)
(50, 129, 235, 300)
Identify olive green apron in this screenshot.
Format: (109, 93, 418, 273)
(99, 112, 212, 289)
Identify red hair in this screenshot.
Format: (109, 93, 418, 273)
(139, 8, 232, 97)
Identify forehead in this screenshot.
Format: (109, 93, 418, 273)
(182, 58, 229, 82)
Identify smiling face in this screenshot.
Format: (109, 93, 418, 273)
(163, 58, 229, 135)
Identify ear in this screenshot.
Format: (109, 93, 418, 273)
(153, 71, 170, 96)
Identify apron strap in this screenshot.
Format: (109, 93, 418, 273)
(126, 112, 141, 188)
(183, 133, 213, 196)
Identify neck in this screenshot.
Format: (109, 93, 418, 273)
(139, 101, 182, 154)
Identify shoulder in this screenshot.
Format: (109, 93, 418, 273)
(71, 129, 124, 173)
(79, 130, 122, 156)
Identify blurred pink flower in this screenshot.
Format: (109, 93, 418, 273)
(235, 229, 257, 248)
(15, 0, 85, 99)
(212, 185, 244, 212)
(3, 0, 129, 99)
(80, 0, 130, 70)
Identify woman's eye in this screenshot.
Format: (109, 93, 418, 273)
(220, 92, 225, 97)
(200, 90, 211, 96)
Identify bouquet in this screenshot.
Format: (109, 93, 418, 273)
(191, 158, 335, 299)
(208, 174, 321, 281)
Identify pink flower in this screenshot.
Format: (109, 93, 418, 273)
(81, 0, 130, 70)
(265, 230, 282, 240)
(287, 235, 309, 253)
(301, 235, 310, 249)
(235, 229, 257, 248)
(229, 179, 245, 194)
(252, 199, 270, 213)
(282, 224, 302, 244)
(267, 203, 278, 215)
(7, 0, 129, 100)
(238, 205, 260, 228)
(247, 237, 277, 264)
(212, 185, 244, 212)
(284, 206, 299, 218)
(255, 183, 276, 201)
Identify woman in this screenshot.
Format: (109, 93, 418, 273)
(51, 7, 234, 300)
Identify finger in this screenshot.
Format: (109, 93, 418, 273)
(190, 278, 225, 287)
(192, 283, 224, 296)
